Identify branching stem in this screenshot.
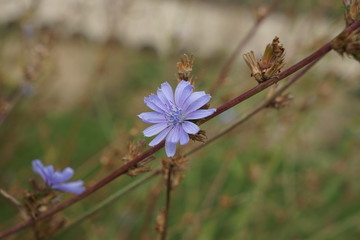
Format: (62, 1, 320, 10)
(0, 18, 359, 240)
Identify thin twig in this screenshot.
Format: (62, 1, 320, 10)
(0, 19, 359, 239)
(161, 165, 173, 240)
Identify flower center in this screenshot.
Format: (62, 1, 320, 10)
(166, 105, 185, 125)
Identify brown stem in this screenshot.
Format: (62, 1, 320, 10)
(161, 165, 173, 240)
(1, 18, 359, 239)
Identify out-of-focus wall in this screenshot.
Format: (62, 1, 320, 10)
(0, 0, 358, 77)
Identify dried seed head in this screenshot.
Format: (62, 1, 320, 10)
(177, 54, 195, 84)
(332, 29, 360, 61)
(162, 156, 188, 189)
(122, 141, 153, 176)
(243, 37, 286, 83)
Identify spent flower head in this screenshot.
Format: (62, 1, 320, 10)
(243, 36, 285, 83)
(32, 160, 85, 195)
(139, 80, 216, 157)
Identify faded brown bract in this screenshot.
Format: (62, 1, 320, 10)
(344, 0, 360, 26)
(162, 156, 188, 189)
(243, 36, 286, 83)
(189, 130, 208, 143)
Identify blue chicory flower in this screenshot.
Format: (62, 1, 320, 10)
(32, 159, 85, 195)
(139, 80, 216, 157)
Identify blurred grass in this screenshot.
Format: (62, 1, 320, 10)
(1, 11, 360, 240)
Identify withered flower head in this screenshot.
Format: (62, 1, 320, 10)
(177, 54, 194, 84)
(332, 29, 360, 61)
(162, 156, 188, 189)
(122, 141, 153, 177)
(243, 36, 286, 83)
(344, 0, 360, 26)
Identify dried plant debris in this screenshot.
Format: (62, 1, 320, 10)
(243, 36, 286, 83)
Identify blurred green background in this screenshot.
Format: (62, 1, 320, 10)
(0, 0, 359, 239)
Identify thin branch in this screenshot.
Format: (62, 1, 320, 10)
(0, 18, 359, 239)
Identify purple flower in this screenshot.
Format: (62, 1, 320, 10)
(139, 80, 216, 157)
(343, 0, 350, 5)
(32, 160, 85, 195)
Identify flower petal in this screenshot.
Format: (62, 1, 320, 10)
(138, 112, 166, 123)
(52, 180, 85, 194)
(185, 109, 216, 120)
(165, 141, 177, 157)
(160, 82, 174, 104)
(149, 127, 172, 146)
(179, 127, 190, 145)
(143, 123, 168, 137)
(184, 94, 211, 114)
(181, 91, 206, 111)
(166, 125, 181, 143)
(175, 80, 194, 107)
(51, 167, 74, 184)
(182, 121, 200, 134)
(32, 159, 47, 181)
(144, 94, 166, 113)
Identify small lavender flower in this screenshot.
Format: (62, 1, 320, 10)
(32, 160, 85, 195)
(139, 80, 216, 157)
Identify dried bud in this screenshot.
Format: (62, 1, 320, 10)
(162, 156, 188, 189)
(243, 37, 286, 83)
(177, 54, 194, 84)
